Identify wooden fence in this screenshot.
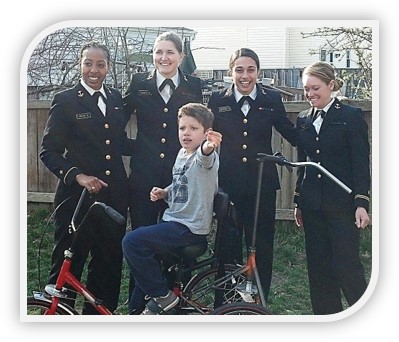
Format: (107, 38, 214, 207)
(26, 100, 372, 221)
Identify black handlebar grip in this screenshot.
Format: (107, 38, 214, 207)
(104, 206, 126, 225)
(257, 153, 286, 165)
(96, 202, 126, 225)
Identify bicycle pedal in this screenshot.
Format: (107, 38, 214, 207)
(237, 291, 255, 303)
(235, 283, 257, 303)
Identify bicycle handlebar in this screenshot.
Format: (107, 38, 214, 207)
(257, 152, 352, 194)
(257, 153, 288, 166)
(96, 202, 126, 225)
(71, 188, 126, 232)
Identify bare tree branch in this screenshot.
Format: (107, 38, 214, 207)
(27, 27, 195, 99)
(302, 27, 372, 99)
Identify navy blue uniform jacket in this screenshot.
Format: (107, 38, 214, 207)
(40, 82, 132, 214)
(294, 98, 370, 212)
(208, 84, 296, 197)
(123, 69, 202, 191)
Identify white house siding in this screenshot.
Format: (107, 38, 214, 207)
(191, 26, 289, 70)
(189, 26, 350, 72)
(286, 27, 325, 68)
(190, 26, 248, 70)
(246, 27, 287, 68)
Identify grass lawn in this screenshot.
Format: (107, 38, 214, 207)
(26, 207, 372, 316)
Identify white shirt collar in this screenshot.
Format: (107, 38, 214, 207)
(80, 79, 107, 98)
(316, 97, 335, 114)
(234, 85, 257, 102)
(156, 71, 179, 88)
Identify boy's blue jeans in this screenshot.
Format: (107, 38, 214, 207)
(122, 221, 207, 313)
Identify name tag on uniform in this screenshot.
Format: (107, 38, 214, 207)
(218, 106, 231, 112)
(138, 90, 152, 96)
(76, 112, 92, 120)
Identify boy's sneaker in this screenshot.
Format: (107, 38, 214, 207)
(141, 290, 179, 315)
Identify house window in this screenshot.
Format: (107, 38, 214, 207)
(320, 49, 326, 61)
(329, 52, 333, 63)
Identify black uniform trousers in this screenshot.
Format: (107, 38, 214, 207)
(229, 189, 276, 302)
(49, 187, 126, 315)
(302, 209, 367, 315)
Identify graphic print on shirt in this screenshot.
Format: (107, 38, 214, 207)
(169, 165, 188, 203)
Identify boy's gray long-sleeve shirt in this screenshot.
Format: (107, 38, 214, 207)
(162, 145, 219, 235)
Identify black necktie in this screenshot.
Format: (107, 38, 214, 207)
(93, 91, 107, 115)
(159, 79, 176, 93)
(93, 91, 107, 105)
(237, 95, 254, 108)
(312, 109, 325, 122)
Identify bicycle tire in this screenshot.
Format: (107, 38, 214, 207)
(211, 302, 272, 315)
(181, 264, 250, 313)
(27, 297, 75, 315)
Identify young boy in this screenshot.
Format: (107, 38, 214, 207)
(122, 103, 222, 315)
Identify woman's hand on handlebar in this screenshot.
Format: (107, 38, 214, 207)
(75, 173, 108, 194)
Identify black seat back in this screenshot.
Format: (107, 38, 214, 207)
(213, 190, 230, 221)
(213, 190, 242, 265)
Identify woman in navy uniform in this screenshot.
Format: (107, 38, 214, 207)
(294, 61, 370, 314)
(207, 48, 296, 302)
(123, 31, 202, 229)
(40, 41, 133, 314)
(123, 31, 202, 313)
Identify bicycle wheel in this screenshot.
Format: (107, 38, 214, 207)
(182, 264, 249, 312)
(211, 302, 272, 315)
(27, 297, 75, 315)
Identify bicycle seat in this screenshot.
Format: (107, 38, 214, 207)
(169, 189, 230, 261)
(170, 239, 208, 260)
